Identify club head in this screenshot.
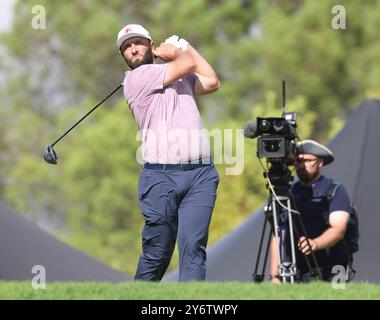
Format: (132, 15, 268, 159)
(44, 145, 58, 165)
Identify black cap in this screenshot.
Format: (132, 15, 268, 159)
(296, 140, 334, 166)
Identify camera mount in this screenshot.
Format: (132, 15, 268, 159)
(247, 81, 323, 283)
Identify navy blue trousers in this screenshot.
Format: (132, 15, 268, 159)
(135, 165, 219, 281)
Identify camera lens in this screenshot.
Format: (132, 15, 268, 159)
(264, 140, 281, 153)
(259, 119, 271, 132)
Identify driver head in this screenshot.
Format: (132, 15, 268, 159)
(44, 145, 58, 165)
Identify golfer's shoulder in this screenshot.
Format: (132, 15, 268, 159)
(126, 64, 165, 80)
(123, 64, 167, 98)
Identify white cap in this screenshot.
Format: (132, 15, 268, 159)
(116, 24, 152, 50)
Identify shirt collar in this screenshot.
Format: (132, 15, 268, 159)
(297, 175, 326, 196)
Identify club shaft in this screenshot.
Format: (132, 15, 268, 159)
(51, 84, 123, 147)
(282, 80, 286, 114)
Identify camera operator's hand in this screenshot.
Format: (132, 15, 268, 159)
(298, 236, 317, 255)
(165, 35, 189, 51)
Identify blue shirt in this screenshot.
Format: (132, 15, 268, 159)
(287, 175, 352, 278)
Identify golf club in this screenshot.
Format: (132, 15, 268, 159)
(43, 84, 123, 165)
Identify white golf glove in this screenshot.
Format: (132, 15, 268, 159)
(164, 35, 189, 51)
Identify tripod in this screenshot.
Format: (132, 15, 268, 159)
(252, 161, 323, 283)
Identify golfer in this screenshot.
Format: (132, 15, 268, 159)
(117, 24, 220, 281)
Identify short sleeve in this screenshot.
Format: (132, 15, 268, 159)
(185, 73, 199, 95)
(123, 64, 167, 109)
(329, 184, 352, 214)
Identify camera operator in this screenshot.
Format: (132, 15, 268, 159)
(269, 140, 352, 283)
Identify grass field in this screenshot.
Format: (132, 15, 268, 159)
(0, 281, 379, 300)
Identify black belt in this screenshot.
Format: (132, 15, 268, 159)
(144, 160, 212, 171)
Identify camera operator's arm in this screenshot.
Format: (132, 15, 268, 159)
(269, 236, 281, 284)
(298, 211, 350, 255)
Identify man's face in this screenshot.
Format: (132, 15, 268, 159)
(295, 153, 324, 184)
(120, 37, 154, 69)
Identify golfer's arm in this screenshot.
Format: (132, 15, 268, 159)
(186, 45, 220, 95)
(164, 49, 196, 87)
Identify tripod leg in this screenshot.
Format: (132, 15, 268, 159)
(271, 196, 288, 282)
(252, 211, 269, 283)
(273, 196, 299, 283)
(285, 197, 298, 283)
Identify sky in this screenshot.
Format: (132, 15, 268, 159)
(0, 0, 16, 31)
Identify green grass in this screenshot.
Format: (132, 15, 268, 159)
(0, 281, 379, 300)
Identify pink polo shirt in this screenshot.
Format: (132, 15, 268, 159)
(123, 64, 211, 164)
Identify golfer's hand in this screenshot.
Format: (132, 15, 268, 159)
(153, 43, 181, 62)
(298, 236, 317, 255)
(165, 35, 189, 51)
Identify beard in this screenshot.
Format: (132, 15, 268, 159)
(296, 168, 320, 185)
(124, 49, 154, 70)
